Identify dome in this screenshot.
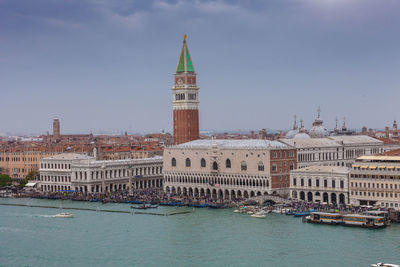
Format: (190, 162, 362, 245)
(293, 132, 311, 139)
(309, 125, 329, 137)
(285, 129, 299, 139)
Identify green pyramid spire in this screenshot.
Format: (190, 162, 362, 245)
(176, 35, 195, 73)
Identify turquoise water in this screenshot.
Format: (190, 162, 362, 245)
(0, 198, 399, 267)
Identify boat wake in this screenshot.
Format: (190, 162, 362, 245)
(37, 215, 57, 218)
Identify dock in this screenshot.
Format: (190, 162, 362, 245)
(0, 203, 194, 216)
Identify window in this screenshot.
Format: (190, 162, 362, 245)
(308, 179, 312, 187)
(290, 162, 294, 170)
(272, 164, 277, 172)
(258, 162, 264, 171)
(213, 162, 218, 170)
(293, 178, 297, 186)
(324, 180, 327, 188)
(241, 161, 247, 171)
(332, 180, 336, 188)
(226, 159, 231, 168)
(301, 179, 304, 186)
(171, 158, 176, 167)
(185, 158, 191, 167)
(201, 158, 206, 168)
(316, 179, 320, 187)
(340, 180, 344, 188)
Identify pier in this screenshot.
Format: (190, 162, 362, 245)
(0, 203, 194, 216)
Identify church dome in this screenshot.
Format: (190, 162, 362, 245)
(294, 132, 311, 139)
(285, 129, 299, 139)
(309, 107, 329, 138)
(309, 125, 329, 137)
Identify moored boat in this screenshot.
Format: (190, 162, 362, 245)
(342, 214, 386, 228)
(293, 211, 310, 217)
(305, 212, 342, 224)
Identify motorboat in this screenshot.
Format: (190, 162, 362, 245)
(293, 212, 310, 217)
(251, 213, 266, 218)
(371, 263, 400, 267)
(55, 213, 74, 218)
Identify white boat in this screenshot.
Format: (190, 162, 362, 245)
(371, 263, 400, 267)
(272, 209, 283, 214)
(246, 211, 254, 215)
(251, 214, 266, 218)
(233, 209, 240, 213)
(55, 212, 74, 218)
(255, 210, 267, 215)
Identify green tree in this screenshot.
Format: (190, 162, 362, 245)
(0, 174, 12, 187)
(19, 170, 39, 188)
(25, 170, 39, 181)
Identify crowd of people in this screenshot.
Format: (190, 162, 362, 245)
(25, 189, 244, 206)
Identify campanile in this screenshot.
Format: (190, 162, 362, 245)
(173, 35, 200, 144)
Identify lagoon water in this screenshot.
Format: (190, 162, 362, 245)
(1, 198, 399, 267)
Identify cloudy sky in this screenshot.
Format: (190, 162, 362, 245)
(1, 0, 399, 135)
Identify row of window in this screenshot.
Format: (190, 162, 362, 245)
(351, 182, 399, 190)
(41, 175, 71, 183)
(272, 151, 295, 158)
(172, 157, 294, 172)
(74, 166, 162, 180)
(41, 163, 71, 170)
(297, 147, 384, 162)
(351, 191, 399, 199)
(0, 157, 39, 162)
(293, 178, 345, 188)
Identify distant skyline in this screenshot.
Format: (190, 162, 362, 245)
(1, 0, 400, 135)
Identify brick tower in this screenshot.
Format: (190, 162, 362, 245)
(53, 118, 60, 141)
(173, 35, 199, 144)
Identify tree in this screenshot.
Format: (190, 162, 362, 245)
(25, 170, 39, 181)
(19, 170, 39, 188)
(0, 174, 12, 187)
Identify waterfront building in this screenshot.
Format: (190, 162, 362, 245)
(173, 35, 200, 144)
(349, 155, 400, 210)
(39, 153, 163, 194)
(163, 139, 297, 199)
(290, 166, 349, 204)
(70, 156, 163, 194)
(280, 135, 398, 168)
(0, 147, 62, 179)
(39, 153, 94, 192)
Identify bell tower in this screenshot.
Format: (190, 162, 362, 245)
(173, 35, 200, 144)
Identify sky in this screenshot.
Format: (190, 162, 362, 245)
(1, 0, 400, 135)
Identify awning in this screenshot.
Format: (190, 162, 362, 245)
(387, 166, 395, 169)
(369, 166, 377, 170)
(378, 166, 386, 169)
(360, 165, 369, 169)
(25, 182, 37, 187)
(353, 165, 360, 168)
